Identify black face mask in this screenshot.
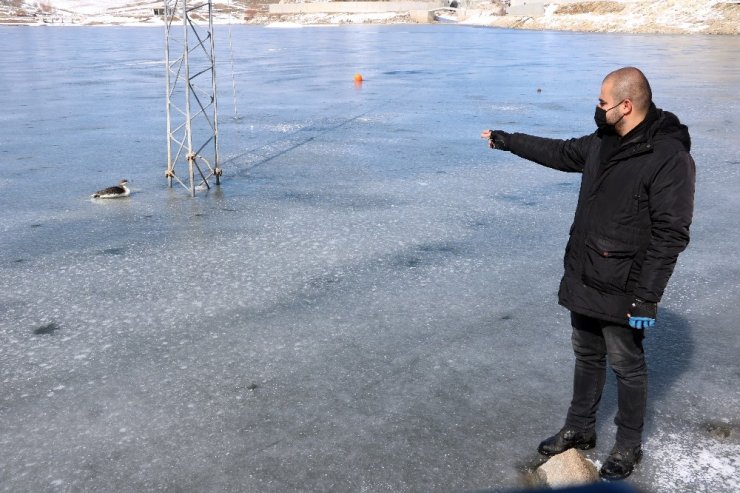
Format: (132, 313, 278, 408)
(594, 101, 625, 130)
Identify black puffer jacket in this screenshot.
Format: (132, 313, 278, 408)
(508, 105, 695, 324)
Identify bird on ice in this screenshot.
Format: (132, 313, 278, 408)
(92, 179, 130, 199)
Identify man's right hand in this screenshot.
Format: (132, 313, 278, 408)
(481, 129, 511, 151)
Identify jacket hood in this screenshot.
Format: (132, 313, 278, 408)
(652, 106, 692, 152)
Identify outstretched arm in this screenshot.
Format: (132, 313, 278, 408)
(482, 129, 594, 174)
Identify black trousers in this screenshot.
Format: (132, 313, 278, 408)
(564, 312, 647, 448)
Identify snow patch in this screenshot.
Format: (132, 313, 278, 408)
(649, 430, 740, 492)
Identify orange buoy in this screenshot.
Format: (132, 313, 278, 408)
(353, 73, 363, 82)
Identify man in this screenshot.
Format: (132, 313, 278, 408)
(481, 67, 695, 480)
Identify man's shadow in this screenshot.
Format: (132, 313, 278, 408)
(597, 309, 693, 440)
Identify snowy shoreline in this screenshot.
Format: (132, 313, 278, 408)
(1, 1, 739, 35)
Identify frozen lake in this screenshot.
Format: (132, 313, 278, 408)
(1, 24, 738, 492)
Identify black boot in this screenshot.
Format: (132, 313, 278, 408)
(600, 445, 642, 480)
(538, 427, 596, 456)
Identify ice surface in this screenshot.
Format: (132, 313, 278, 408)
(0, 25, 738, 492)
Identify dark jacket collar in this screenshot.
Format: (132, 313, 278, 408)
(605, 103, 691, 163)
(621, 102, 659, 145)
(621, 103, 691, 151)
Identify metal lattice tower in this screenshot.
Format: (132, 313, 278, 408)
(164, 0, 221, 196)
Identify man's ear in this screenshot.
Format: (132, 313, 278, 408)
(622, 99, 634, 115)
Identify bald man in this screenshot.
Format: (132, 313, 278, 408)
(482, 67, 695, 480)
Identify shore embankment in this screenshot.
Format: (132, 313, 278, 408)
(1, 0, 738, 35)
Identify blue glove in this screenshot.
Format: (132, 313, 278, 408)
(628, 298, 657, 329)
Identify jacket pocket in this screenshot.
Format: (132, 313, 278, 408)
(581, 234, 640, 294)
